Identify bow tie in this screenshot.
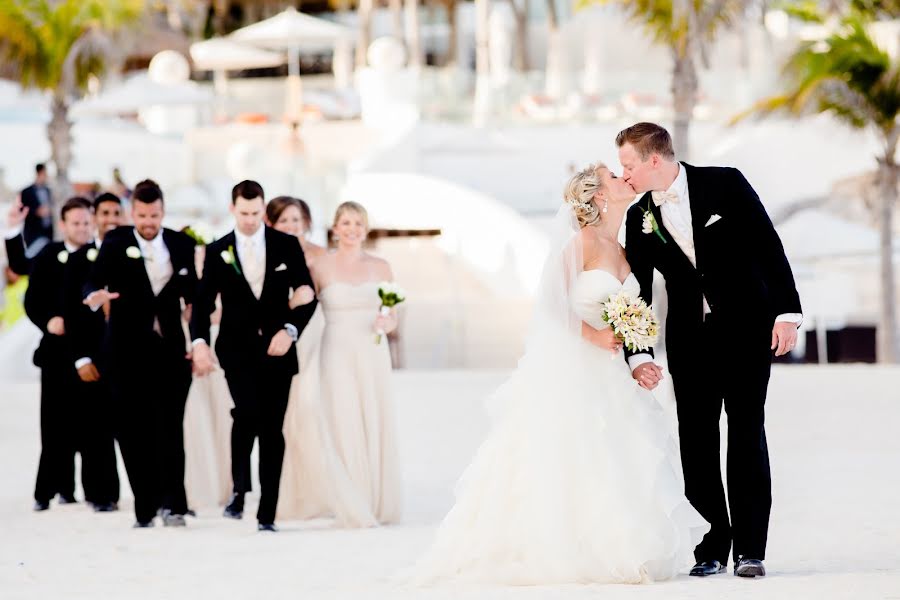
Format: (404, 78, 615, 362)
(652, 189, 680, 206)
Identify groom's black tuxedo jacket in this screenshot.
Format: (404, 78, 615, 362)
(85, 226, 197, 366)
(624, 163, 801, 372)
(65, 241, 109, 369)
(191, 227, 316, 379)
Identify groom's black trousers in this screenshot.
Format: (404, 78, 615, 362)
(670, 312, 772, 564)
(224, 364, 292, 525)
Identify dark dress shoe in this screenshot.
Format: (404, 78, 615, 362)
(33, 501, 50, 512)
(257, 523, 278, 532)
(163, 513, 187, 527)
(223, 493, 244, 520)
(92, 502, 118, 513)
(133, 520, 155, 529)
(186, 509, 197, 518)
(690, 560, 727, 576)
(734, 558, 766, 578)
(57, 494, 77, 505)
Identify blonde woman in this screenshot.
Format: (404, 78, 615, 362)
(412, 164, 708, 584)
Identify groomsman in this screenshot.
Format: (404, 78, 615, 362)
(84, 181, 197, 528)
(65, 193, 124, 512)
(25, 197, 94, 510)
(19, 163, 54, 253)
(191, 180, 316, 532)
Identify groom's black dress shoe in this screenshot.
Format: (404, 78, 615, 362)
(57, 494, 77, 505)
(223, 493, 244, 519)
(690, 561, 727, 576)
(734, 558, 766, 578)
(257, 523, 277, 532)
(33, 501, 50, 512)
(133, 520, 154, 529)
(92, 502, 118, 513)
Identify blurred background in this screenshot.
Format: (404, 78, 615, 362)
(0, 0, 898, 369)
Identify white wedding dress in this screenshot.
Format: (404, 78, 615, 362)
(413, 208, 708, 585)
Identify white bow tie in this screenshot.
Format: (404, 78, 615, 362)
(652, 189, 680, 206)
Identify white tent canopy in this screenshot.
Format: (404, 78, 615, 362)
(72, 73, 213, 117)
(189, 38, 286, 71)
(229, 7, 351, 53)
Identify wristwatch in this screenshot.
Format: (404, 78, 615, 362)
(284, 323, 299, 342)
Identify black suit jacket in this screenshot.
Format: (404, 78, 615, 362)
(66, 242, 108, 368)
(191, 227, 316, 378)
(624, 163, 802, 372)
(24, 241, 69, 368)
(85, 227, 197, 367)
(20, 183, 54, 246)
(5, 234, 31, 276)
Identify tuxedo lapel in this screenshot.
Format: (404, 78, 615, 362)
(684, 163, 712, 273)
(259, 227, 278, 302)
(222, 231, 258, 302)
(125, 229, 155, 299)
(643, 192, 696, 272)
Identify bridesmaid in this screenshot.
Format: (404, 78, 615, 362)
(265, 196, 331, 520)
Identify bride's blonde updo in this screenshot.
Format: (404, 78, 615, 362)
(563, 162, 607, 228)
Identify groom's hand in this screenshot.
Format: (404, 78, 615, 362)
(771, 321, 799, 357)
(267, 329, 293, 357)
(632, 363, 663, 390)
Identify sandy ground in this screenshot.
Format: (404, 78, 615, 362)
(1, 367, 899, 600)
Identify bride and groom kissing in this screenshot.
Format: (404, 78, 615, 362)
(413, 122, 802, 584)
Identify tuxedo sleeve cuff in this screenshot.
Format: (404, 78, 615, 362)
(4, 225, 22, 240)
(776, 313, 803, 327)
(74, 358, 93, 369)
(627, 354, 655, 371)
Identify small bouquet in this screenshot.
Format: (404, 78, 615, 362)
(600, 290, 660, 352)
(183, 224, 214, 246)
(375, 282, 406, 344)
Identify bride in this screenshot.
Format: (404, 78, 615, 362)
(413, 163, 709, 585)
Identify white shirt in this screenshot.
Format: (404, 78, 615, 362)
(628, 164, 802, 371)
(235, 225, 266, 299)
(134, 229, 172, 296)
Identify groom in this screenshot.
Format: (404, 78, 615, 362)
(191, 180, 316, 532)
(614, 123, 801, 578)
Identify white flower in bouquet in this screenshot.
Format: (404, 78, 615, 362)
(375, 281, 407, 344)
(600, 290, 660, 353)
(184, 223, 214, 246)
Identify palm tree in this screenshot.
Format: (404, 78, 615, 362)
(0, 0, 143, 202)
(737, 13, 900, 363)
(580, 0, 745, 160)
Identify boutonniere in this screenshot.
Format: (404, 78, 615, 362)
(125, 246, 142, 259)
(86, 248, 99, 262)
(220, 245, 242, 275)
(641, 200, 667, 244)
(57, 250, 69, 264)
(274, 263, 287, 272)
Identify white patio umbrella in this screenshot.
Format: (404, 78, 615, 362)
(229, 7, 352, 122)
(72, 73, 213, 117)
(190, 38, 286, 94)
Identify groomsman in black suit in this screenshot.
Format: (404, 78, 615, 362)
(25, 197, 94, 510)
(6, 195, 35, 276)
(65, 193, 125, 512)
(84, 181, 197, 528)
(191, 180, 316, 532)
(19, 163, 54, 253)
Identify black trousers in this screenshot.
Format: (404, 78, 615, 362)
(34, 363, 79, 503)
(224, 366, 292, 525)
(111, 342, 191, 524)
(671, 313, 773, 563)
(77, 378, 120, 505)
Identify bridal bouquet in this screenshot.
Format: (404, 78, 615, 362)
(375, 282, 406, 344)
(600, 291, 660, 352)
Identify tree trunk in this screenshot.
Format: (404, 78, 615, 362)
(213, 0, 229, 36)
(389, 0, 405, 40)
(355, 0, 375, 69)
(544, 0, 562, 98)
(670, 52, 697, 161)
(48, 94, 73, 206)
(507, 0, 529, 73)
(876, 148, 899, 363)
(445, 0, 458, 67)
(473, 0, 491, 126)
(405, 0, 423, 69)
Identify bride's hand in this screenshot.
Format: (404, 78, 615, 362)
(582, 323, 622, 354)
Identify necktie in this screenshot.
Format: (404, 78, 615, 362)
(243, 238, 264, 299)
(652, 189, 680, 206)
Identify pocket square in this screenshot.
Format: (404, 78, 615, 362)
(705, 214, 723, 227)
(178, 267, 189, 276)
(274, 263, 287, 272)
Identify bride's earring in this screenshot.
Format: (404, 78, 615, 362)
(602, 196, 609, 213)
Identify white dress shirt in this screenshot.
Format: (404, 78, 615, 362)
(135, 229, 172, 296)
(628, 164, 802, 371)
(235, 225, 266, 299)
